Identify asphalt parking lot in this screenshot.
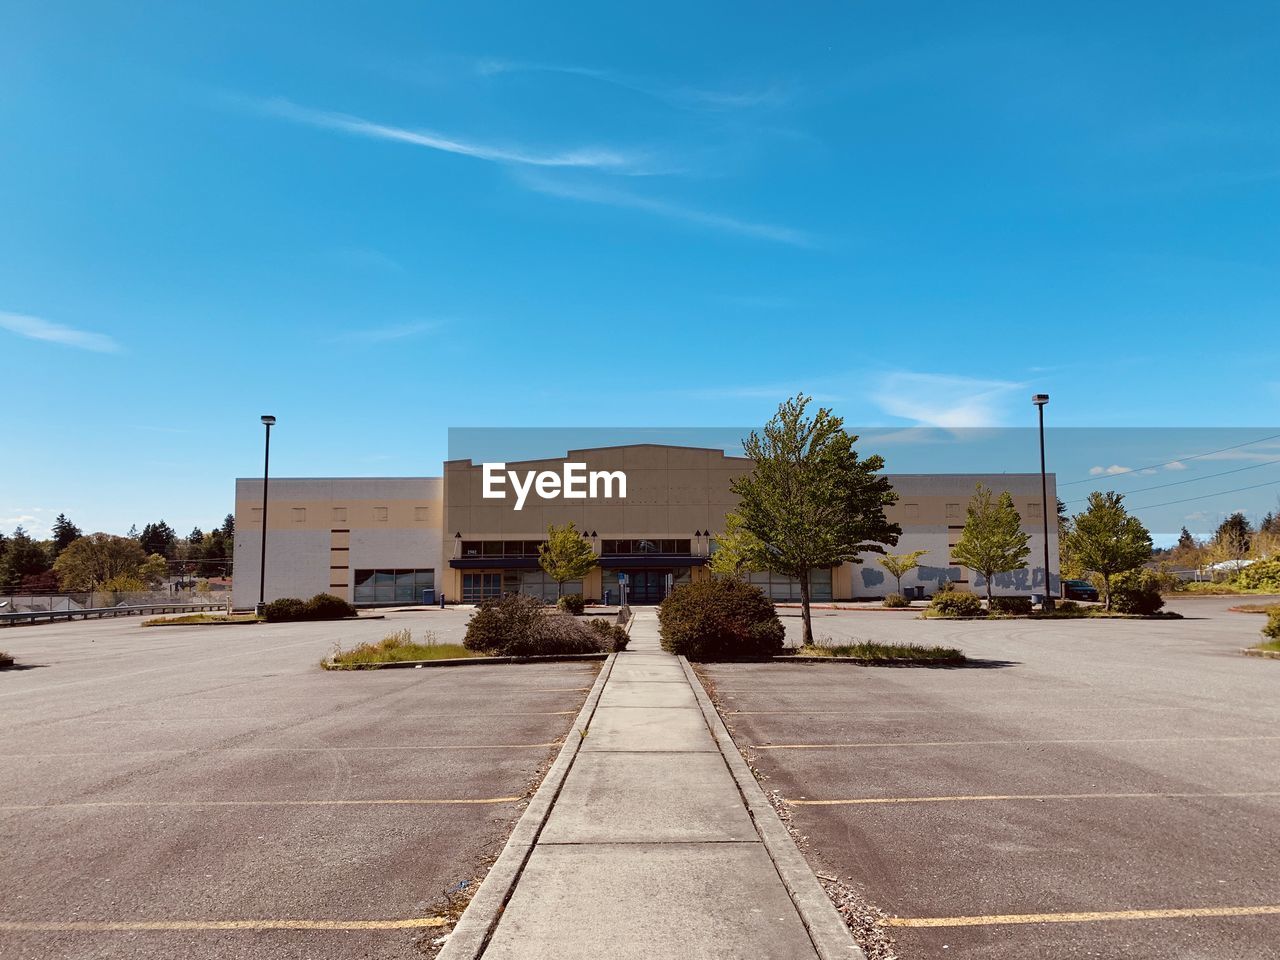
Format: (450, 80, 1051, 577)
(700, 595, 1280, 959)
(0, 610, 597, 960)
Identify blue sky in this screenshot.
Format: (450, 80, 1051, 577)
(2, 1, 1278, 542)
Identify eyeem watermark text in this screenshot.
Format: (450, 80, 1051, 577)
(481, 462, 627, 511)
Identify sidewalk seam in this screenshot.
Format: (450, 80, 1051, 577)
(680, 655, 868, 960)
(436, 653, 617, 960)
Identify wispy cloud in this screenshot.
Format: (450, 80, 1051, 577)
(0, 311, 120, 353)
(261, 97, 650, 173)
(871, 372, 1025, 428)
(474, 59, 786, 111)
(519, 173, 814, 247)
(1090, 464, 1134, 476)
(332, 319, 445, 343)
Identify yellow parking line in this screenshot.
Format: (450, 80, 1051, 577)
(0, 917, 449, 932)
(1, 797, 521, 811)
(755, 735, 1280, 750)
(884, 904, 1280, 927)
(789, 791, 1280, 806)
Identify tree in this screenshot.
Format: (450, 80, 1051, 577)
(138, 553, 170, 588)
(1177, 526, 1196, 551)
(0, 526, 52, 592)
(537, 522, 598, 598)
(950, 485, 1031, 604)
(880, 549, 929, 594)
(187, 527, 204, 545)
(1215, 512, 1252, 552)
(731, 394, 901, 646)
(139, 521, 178, 559)
(53, 534, 147, 591)
(51, 514, 82, 557)
(708, 512, 767, 577)
(1064, 491, 1153, 610)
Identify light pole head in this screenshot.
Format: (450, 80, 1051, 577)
(1032, 394, 1049, 407)
(261, 415, 277, 426)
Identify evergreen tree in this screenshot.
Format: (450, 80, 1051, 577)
(188, 526, 204, 545)
(950, 485, 1031, 604)
(51, 514, 82, 557)
(0, 526, 53, 591)
(1177, 526, 1196, 551)
(1215, 512, 1253, 551)
(139, 520, 178, 558)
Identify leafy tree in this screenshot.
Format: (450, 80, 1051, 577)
(138, 553, 170, 588)
(1064, 491, 1153, 610)
(732, 394, 900, 646)
(51, 514, 82, 557)
(708, 512, 767, 577)
(537, 522, 598, 599)
(0, 526, 52, 591)
(951, 485, 1031, 604)
(880, 549, 929, 594)
(220, 514, 235, 566)
(139, 521, 178, 559)
(53, 534, 147, 590)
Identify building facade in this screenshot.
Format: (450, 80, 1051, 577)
(232, 444, 1058, 608)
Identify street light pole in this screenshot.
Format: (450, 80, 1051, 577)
(256, 415, 276, 615)
(1032, 395, 1053, 610)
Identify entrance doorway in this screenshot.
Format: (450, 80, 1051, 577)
(626, 569, 669, 604)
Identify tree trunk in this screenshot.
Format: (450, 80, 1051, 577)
(1102, 574, 1111, 612)
(798, 571, 814, 647)
(985, 573, 993, 606)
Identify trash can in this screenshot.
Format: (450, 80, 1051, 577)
(604, 589, 613, 606)
(421, 589, 435, 606)
(1031, 593, 1044, 607)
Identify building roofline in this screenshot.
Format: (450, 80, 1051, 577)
(444, 443, 751, 468)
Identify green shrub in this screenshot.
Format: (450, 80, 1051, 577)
(557, 593, 586, 615)
(264, 593, 357, 622)
(303, 593, 358, 620)
(990, 596, 1033, 615)
(657, 576, 785, 660)
(1237, 559, 1280, 592)
(933, 579, 957, 595)
(464, 592, 606, 656)
(588, 618, 630, 652)
(1263, 609, 1280, 641)
(263, 597, 307, 622)
(929, 591, 983, 617)
(883, 593, 910, 608)
(1109, 569, 1166, 615)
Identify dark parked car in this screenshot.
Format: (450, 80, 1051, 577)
(1062, 579, 1099, 602)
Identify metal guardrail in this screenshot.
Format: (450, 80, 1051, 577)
(0, 603, 227, 627)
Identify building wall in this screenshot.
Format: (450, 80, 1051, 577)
(232, 477, 443, 608)
(231, 449, 1059, 606)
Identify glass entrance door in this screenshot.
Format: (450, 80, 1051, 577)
(627, 569, 669, 604)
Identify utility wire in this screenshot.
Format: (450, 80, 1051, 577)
(1058, 432, 1280, 487)
(1129, 478, 1280, 511)
(1064, 458, 1280, 504)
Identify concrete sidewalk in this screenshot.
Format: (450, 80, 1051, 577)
(441, 610, 863, 960)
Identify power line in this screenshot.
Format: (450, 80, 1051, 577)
(1059, 432, 1280, 487)
(1064, 458, 1280, 504)
(1128, 478, 1280, 512)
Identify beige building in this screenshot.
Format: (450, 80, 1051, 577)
(233, 444, 1058, 608)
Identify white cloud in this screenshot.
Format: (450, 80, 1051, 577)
(1089, 464, 1133, 476)
(1165, 460, 1188, 470)
(871, 372, 1025, 428)
(474, 59, 786, 111)
(0, 311, 120, 353)
(332, 319, 444, 343)
(518, 173, 813, 247)
(261, 97, 649, 173)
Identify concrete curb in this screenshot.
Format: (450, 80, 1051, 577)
(1242, 647, 1280, 659)
(436, 652, 617, 960)
(326, 653, 610, 670)
(680, 655, 866, 960)
(777, 654, 967, 667)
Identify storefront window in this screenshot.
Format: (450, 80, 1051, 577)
(354, 569, 434, 605)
